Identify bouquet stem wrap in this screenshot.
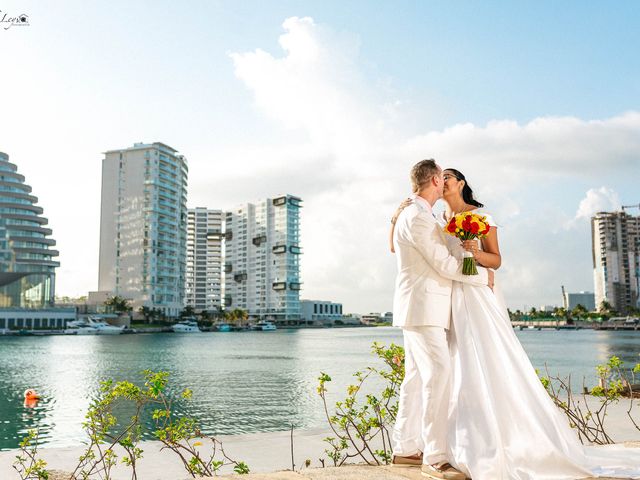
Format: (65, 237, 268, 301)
(462, 251, 478, 275)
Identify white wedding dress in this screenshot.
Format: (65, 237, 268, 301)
(442, 211, 640, 480)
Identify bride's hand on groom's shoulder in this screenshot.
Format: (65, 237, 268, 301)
(390, 198, 412, 224)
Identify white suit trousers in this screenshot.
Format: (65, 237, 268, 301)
(392, 326, 451, 465)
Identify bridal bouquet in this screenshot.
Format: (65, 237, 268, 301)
(444, 212, 491, 275)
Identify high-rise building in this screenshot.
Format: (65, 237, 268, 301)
(98, 142, 188, 317)
(224, 195, 302, 323)
(592, 210, 640, 313)
(0, 152, 59, 308)
(186, 208, 223, 313)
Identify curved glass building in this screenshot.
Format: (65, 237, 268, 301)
(0, 152, 59, 308)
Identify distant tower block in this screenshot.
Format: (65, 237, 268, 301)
(98, 143, 188, 318)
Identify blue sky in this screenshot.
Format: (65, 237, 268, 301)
(0, 1, 638, 311)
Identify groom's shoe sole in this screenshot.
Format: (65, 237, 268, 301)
(421, 464, 466, 480)
(391, 454, 423, 467)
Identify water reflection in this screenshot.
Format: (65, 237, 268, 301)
(0, 328, 638, 450)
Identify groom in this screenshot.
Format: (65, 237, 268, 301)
(390, 159, 493, 480)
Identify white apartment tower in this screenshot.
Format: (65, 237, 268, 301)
(592, 210, 640, 313)
(224, 195, 302, 323)
(186, 208, 223, 313)
(98, 142, 188, 317)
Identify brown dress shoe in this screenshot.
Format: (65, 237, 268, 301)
(391, 453, 423, 466)
(421, 462, 467, 480)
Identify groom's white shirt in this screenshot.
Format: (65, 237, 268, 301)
(392, 195, 489, 329)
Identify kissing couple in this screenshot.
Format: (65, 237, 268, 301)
(389, 159, 640, 479)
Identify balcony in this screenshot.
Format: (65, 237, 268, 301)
(225, 230, 233, 241)
(272, 196, 287, 206)
(252, 235, 267, 247)
(225, 264, 232, 273)
(272, 245, 286, 254)
(288, 196, 302, 207)
(234, 273, 247, 282)
(207, 230, 223, 240)
(289, 282, 302, 290)
(272, 282, 287, 291)
(289, 245, 302, 254)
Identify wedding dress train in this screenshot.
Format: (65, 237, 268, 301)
(444, 214, 640, 479)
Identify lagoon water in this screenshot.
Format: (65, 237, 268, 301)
(0, 327, 638, 450)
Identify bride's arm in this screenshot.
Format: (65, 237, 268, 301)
(389, 198, 412, 253)
(462, 228, 502, 269)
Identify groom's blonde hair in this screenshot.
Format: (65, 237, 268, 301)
(410, 159, 439, 193)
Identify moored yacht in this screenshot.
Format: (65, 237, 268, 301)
(172, 319, 202, 333)
(254, 321, 277, 331)
(216, 322, 231, 332)
(65, 317, 124, 335)
(88, 317, 125, 334)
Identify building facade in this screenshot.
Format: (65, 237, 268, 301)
(564, 291, 596, 311)
(592, 210, 640, 313)
(98, 143, 188, 317)
(186, 208, 223, 313)
(224, 195, 302, 323)
(0, 308, 76, 332)
(0, 152, 59, 308)
(300, 299, 342, 325)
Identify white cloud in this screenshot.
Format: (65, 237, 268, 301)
(3, 14, 637, 313)
(575, 187, 621, 220)
(225, 17, 640, 312)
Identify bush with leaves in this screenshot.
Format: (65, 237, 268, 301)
(539, 355, 640, 445)
(320, 343, 640, 467)
(14, 370, 249, 479)
(317, 342, 404, 466)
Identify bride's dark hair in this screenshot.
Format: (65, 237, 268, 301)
(445, 168, 484, 208)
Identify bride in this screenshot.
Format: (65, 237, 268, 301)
(391, 168, 640, 479)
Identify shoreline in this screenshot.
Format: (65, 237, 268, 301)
(3, 322, 640, 337)
(0, 323, 378, 337)
(2, 420, 639, 479)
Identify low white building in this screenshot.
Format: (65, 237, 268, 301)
(0, 308, 77, 332)
(300, 299, 343, 325)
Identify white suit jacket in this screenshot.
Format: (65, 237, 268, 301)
(392, 197, 489, 329)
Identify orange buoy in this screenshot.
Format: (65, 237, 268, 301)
(23, 389, 40, 408)
(24, 389, 40, 401)
(24, 389, 40, 400)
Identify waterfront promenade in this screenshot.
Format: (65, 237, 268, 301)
(1, 400, 638, 479)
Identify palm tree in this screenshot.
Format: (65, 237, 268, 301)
(139, 306, 152, 323)
(224, 309, 237, 324)
(200, 310, 211, 324)
(181, 306, 196, 319)
(231, 308, 249, 327)
(104, 295, 132, 314)
(571, 304, 588, 320)
(598, 300, 617, 319)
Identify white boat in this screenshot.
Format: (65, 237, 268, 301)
(172, 320, 202, 333)
(90, 319, 125, 335)
(64, 324, 99, 335)
(65, 317, 124, 335)
(255, 321, 277, 331)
